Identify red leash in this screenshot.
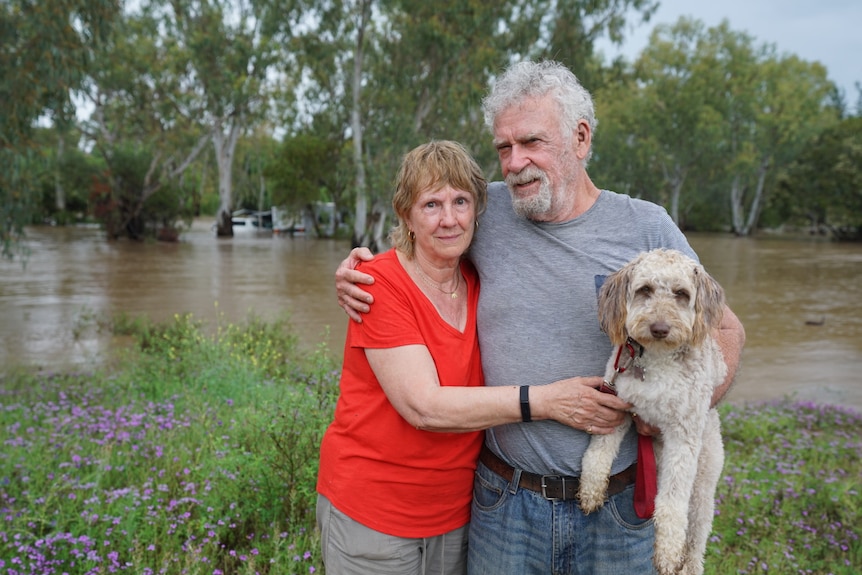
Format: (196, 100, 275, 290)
(599, 341, 657, 518)
(634, 434, 657, 518)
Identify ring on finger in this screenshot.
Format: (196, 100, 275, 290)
(587, 425, 593, 434)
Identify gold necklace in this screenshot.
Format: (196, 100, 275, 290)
(414, 261, 461, 299)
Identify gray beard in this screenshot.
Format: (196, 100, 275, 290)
(506, 170, 553, 220)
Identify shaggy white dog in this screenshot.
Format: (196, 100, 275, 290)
(578, 248, 727, 575)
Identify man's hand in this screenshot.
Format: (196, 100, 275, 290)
(631, 413, 661, 437)
(335, 247, 376, 322)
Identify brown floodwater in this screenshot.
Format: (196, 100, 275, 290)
(1, 221, 861, 410)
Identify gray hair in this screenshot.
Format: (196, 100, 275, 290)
(482, 60, 598, 160)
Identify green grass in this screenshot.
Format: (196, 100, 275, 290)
(0, 313, 858, 574)
(707, 401, 860, 574)
(1, 312, 335, 574)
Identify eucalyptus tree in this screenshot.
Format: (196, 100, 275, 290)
(134, 0, 303, 237)
(777, 116, 862, 240)
(685, 20, 839, 235)
(535, 0, 658, 93)
(296, 0, 658, 249)
(591, 76, 665, 204)
(620, 18, 838, 233)
(372, 0, 660, 172)
(1, 0, 119, 257)
(292, 0, 386, 247)
(719, 51, 838, 236)
(359, 0, 518, 247)
(78, 8, 213, 238)
(349, 0, 373, 245)
(624, 17, 727, 226)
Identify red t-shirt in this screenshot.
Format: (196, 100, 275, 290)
(317, 249, 484, 538)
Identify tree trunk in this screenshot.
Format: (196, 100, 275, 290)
(730, 174, 745, 234)
(213, 117, 243, 238)
(731, 157, 770, 236)
(54, 134, 66, 212)
(360, 197, 388, 252)
(350, 0, 371, 247)
(370, 199, 388, 251)
(667, 166, 687, 226)
(743, 157, 770, 235)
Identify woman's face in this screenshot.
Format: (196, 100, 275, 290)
(407, 184, 476, 264)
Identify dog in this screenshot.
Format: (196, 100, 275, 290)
(578, 248, 728, 575)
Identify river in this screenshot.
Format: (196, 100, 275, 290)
(1, 221, 860, 411)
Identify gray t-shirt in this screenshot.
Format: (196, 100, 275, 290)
(469, 182, 696, 476)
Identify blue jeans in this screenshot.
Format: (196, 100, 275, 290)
(467, 459, 657, 575)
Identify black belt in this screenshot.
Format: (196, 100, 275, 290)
(479, 444, 636, 501)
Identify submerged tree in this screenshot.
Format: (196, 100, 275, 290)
(156, 0, 302, 237)
(78, 8, 211, 239)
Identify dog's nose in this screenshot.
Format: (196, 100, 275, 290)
(650, 322, 670, 339)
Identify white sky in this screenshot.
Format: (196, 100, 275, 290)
(596, 0, 862, 102)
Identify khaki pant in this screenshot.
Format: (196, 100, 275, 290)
(316, 494, 468, 575)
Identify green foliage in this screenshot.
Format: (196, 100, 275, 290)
(296, 0, 658, 245)
(536, 0, 659, 94)
(708, 401, 861, 574)
(4, 0, 856, 248)
(775, 117, 862, 240)
(267, 131, 347, 210)
(0, 0, 119, 145)
(1, 0, 119, 257)
(42, 137, 106, 223)
(593, 17, 840, 235)
(89, 143, 197, 239)
(0, 313, 337, 573)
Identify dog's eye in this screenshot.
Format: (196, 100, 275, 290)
(675, 289, 690, 300)
(637, 286, 652, 296)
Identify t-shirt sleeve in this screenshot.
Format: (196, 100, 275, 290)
(659, 217, 699, 262)
(351, 260, 425, 350)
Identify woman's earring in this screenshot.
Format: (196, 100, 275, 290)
(408, 230, 415, 241)
(474, 220, 479, 230)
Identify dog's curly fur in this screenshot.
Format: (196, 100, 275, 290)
(578, 248, 727, 575)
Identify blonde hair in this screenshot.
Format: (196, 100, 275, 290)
(389, 140, 487, 258)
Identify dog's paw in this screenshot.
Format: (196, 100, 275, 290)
(653, 550, 684, 575)
(577, 479, 608, 514)
(653, 529, 687, 575)
(678, 556, 705, 575)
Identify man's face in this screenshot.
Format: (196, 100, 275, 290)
(492, 94, 576, 221)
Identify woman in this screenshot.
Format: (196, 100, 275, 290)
(316, 141, 599, 575)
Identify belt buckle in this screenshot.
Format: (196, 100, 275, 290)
(541, 474, 565, 500)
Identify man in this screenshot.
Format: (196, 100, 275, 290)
(336, 60, 745, 575)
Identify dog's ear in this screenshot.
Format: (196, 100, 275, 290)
(691, 265, 726, 345)
(598, 263, 632, 345)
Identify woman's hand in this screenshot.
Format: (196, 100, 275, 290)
(532, 377, 631, 435)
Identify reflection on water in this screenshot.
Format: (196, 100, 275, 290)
(2, 223, 861, 410)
